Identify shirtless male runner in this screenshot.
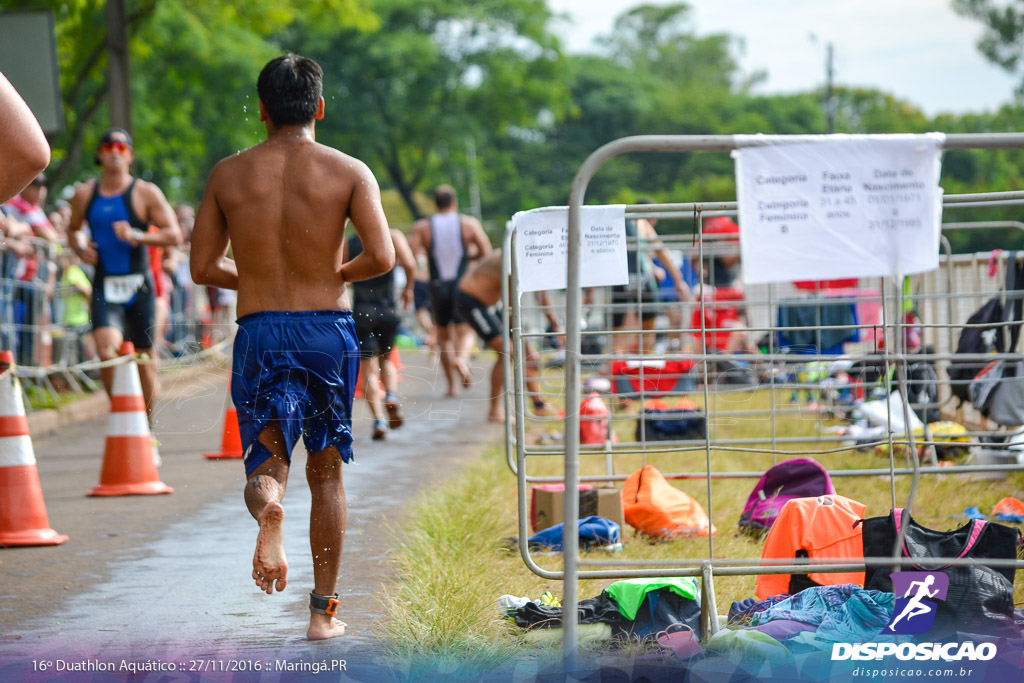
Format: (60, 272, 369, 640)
(190, 54, 394, 640)
(455, 249, 554, 421)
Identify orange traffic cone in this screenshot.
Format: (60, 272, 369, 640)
(354, 363, 365, 399)
(0, 351, 68, 547)
(204, 378, 243, 459)
(390, 348, 404, 372)
(88, 343, 173, 496)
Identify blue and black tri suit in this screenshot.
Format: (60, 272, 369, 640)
(85, 179, 156, 349)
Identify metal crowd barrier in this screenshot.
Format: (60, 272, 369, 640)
(0, 236, 217, 409)
(500, 133, 1024, 669)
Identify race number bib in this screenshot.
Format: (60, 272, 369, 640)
(103, 273, 145, 304)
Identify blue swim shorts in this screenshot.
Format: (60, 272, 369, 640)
(231, 310, 360, 476)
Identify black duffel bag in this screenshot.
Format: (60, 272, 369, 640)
(635, 400, 706, 442)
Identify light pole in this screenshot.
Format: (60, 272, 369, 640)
(825, 41, 835, 134)
(810, 34, 836, 134)
(466, 135, 482, 220)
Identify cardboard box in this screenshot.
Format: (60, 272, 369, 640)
(530, 484, 625, 533)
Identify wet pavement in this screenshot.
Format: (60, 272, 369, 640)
(0, 350, 502, 681)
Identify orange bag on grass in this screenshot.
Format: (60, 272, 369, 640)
(621, 465, 716, 540)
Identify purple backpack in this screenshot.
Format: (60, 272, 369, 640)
(738, 458, 835, 533)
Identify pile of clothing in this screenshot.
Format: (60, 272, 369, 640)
(504, 577, 702, 645)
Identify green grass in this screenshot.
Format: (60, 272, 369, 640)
(24, 383, 89, 411)
(375, 455, 558, 679)
(375, 384, 1024, 677)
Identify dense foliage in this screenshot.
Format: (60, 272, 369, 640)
(5, 0, 1024, 248)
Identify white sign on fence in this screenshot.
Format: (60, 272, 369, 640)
(733, 134, 945, 284)
(513, 205, 628, 292)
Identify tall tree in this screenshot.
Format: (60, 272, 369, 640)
(304, 0, 569, 220)
(954, 0, 1024, 89)
(603, 3, 739, 90)
(8, 0, 375, 198)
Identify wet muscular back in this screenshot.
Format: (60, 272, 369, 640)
(460, 250, 504, 306)
(214, 139, 365, 312)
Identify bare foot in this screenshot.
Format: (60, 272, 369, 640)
(457, 363, 472, 389)
(487, 411, 505, 423)
(307, 614, 348, 640)
(253, 501, 288, 594)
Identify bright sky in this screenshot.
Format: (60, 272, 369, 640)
(547, 0, 1020, 117)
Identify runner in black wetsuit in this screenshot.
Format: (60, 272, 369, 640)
(455, 249, 553, 422)
(410, 185, 491, 397)
(347, 228, 415, 440)
(67, 128, 182, 442)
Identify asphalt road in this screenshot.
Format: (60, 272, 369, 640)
(0, 349, 503, 681)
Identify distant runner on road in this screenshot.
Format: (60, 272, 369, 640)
(67, 127, 182, 457)
(410, 185, 491, 397)
(455, 249, 553, 422)
(348, 228, 416, 440)
(190, 54, 394, 641)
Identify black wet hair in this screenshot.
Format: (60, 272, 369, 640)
(256, 54, 323, 127)
(434, 185, 456, 210)
(99, 127, 133, 149)
(95, 127, 133, 166)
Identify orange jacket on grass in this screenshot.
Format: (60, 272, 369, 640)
(621, 465, 716, 540)
(755, 494, 866, 600)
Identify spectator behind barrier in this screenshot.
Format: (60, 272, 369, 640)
(56, 246, 95, 365)
(0, 199, 52, 366)
(610, 198, 690, 355)
(4, 175, 63, 366)
(5, 174, 60, 242)
(652, 249, 699, 352)
(691, 217, 760, 360)
(48, 199, 72, 239)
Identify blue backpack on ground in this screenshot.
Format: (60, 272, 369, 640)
(528, 516, 621, 551)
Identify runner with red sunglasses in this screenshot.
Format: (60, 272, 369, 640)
(67, 128, 182, 454)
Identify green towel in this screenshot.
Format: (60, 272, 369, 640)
(605, 577, 699, 620)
